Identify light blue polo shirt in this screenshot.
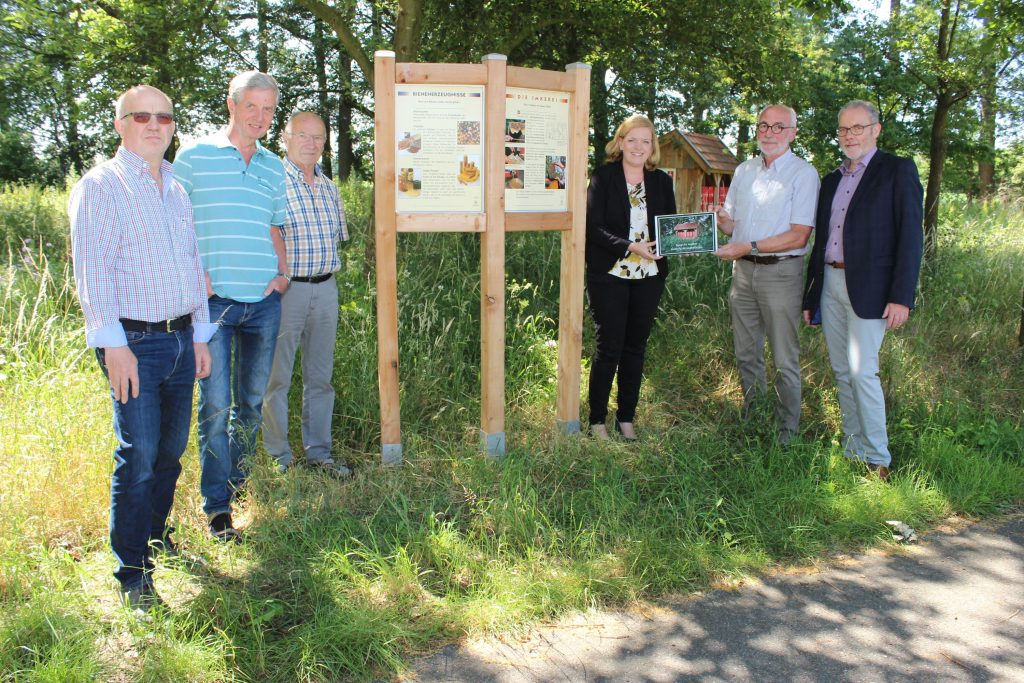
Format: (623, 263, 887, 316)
(175, 129, 287, 302)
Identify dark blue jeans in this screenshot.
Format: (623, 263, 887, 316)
(98, 327, 195, 591)
(198, 292, 281, 516)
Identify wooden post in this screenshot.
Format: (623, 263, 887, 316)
(481, 54, 507, 457)
(373, 50, 403, 465)
(555, 62, 591, 435)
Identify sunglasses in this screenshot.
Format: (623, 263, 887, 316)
(120, 111, 174, 125)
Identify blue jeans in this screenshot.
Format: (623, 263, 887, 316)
(98, 327, 196, 591)
(198, 292, 281, 516)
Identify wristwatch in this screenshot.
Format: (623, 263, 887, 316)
(277, 272, 291, 281)
(750, 241, 759, 256)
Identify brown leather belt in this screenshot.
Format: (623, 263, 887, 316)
(740, 254, 798, 265)
(290, 273, 333, 284)
(827, 261, 846, 269)
(120, 314, 192, 333)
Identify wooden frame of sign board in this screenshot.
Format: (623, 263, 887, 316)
(373, 50, 591, 462)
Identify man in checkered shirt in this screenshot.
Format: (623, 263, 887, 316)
(262, 111, 351, 478)
(69, 85, 214, 615)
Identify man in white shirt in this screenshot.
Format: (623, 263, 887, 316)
(715, 104, 820, 443)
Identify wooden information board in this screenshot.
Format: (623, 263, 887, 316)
(374, 51, 591, 462)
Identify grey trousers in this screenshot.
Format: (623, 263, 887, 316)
(821, 266, 890, 466)
(262, 276, 339, 466)
(729, 257, 804, 435)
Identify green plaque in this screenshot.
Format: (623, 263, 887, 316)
(655, 212, 718, 256)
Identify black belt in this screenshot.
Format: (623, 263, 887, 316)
(120, 314, 191, 333)
(290, 273, 333, 284)
(740, 254, 799, 265)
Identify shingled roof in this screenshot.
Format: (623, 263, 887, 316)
(660, 130, 739, 175)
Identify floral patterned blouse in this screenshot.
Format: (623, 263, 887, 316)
(609, 181, 658, 279)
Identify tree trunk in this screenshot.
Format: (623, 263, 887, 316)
(977, 16, 996, 199)
(314, 18, 333, 179)
(62, 77, 85, 176)
(257, 0, 269, 73)
(736, 121, 750, 162)
(644, 79, 657, 127)
(336, 55, 355, 180)
(393, 0, 424, 62)
(590, 61, 610, 169)
(924, 91, 953, 257)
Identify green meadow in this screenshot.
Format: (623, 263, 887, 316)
(1, 182, 1022, 681)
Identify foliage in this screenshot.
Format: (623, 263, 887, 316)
(1, 183, 1022, 680)
(2, 0, 1023, 197)
(0, 130, 48, 185)
(995, 140, 1024, 196)
(0, 183, 69, 257)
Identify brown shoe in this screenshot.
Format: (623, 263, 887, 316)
(867, 463, 891, 481)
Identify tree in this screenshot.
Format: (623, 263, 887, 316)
(0, 129, 44, 183)
(895, 0, 1024, 249)
(1, 0, 100, 177)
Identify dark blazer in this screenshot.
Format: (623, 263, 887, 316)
(585, 160, 677, 278)
(803, 150, 923, 319)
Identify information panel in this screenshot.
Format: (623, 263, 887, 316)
(395, 85, 485, 213)
(503, 87, 570, 212)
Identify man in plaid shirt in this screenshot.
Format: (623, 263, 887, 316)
(69, 85, 214, 615)
(262, 111, 350, 477)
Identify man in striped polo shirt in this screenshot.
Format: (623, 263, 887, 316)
(175, 71, 289, 542)
(262, 112, 350, 477)
(70, 85, 214, 613)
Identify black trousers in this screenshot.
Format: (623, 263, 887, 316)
(586, 271, 665, 425)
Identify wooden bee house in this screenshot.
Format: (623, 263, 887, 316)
(657, 130, 739, 213)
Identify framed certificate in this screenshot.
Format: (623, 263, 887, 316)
(655, 212, 718, 256)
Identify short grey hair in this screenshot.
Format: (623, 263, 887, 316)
(115, 85, 173, 119)
(228, 71, 280, 104)
(759, 104, 797, 127)
(840, 100, 879, 124)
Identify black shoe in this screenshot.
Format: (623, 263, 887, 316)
(208, 512, 242, 543)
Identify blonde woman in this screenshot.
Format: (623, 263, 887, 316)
(585, 114, 675, 440)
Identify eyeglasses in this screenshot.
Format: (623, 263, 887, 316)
(120, 112, 174, 125)
(837, 123, 877, 137)
(291, 132, 326, 144)
(756, 122, 795, 134)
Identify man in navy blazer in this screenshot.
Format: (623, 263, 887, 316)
(802, 100, 923, 479)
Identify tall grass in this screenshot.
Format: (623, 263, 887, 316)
(1, 183, 1022, 681)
